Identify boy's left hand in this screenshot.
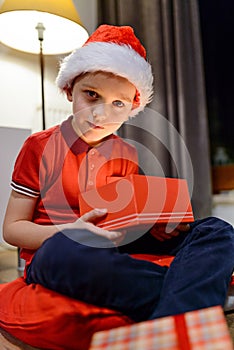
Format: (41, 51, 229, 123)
(150, 223, 190, 242)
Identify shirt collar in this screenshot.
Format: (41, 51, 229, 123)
(60, 115, 114, 158)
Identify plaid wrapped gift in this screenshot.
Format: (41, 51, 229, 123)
(90, 306, 233, 350)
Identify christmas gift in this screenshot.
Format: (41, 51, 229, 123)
(90, 306, 233, 350)
(79, 174, 194, 231)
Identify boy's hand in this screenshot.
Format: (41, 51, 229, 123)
(73, 208, 125, 245)
(150, 223, 190, 242)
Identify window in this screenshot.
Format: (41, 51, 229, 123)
(198, 0, 234, 193)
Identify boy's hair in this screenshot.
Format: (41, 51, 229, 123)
(56, 24, 153, 117)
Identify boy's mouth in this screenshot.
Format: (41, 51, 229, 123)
(87, 121, 104, 129)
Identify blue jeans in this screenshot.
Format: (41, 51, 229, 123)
(26, 217, 234, 322)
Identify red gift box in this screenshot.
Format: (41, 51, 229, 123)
(90, 306, 233, 350)
(79, 175, 194, 231)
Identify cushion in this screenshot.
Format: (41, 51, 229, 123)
(0, 254, 173, 350)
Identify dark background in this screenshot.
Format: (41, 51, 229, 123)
(198, 0, 234, 164)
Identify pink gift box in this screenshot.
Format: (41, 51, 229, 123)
(79, 174, 194, 231)
(90, 306, 233, 350)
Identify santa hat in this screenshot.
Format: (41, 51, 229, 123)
(56, 25, 153, 117)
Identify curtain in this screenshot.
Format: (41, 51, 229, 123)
(98, 0, 212, 218)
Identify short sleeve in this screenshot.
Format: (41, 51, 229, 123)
(11, 135, 44, 198)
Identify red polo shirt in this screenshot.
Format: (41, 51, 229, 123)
(11, 116, 138, 262)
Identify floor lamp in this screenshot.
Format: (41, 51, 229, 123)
(0, 0, 89, 130)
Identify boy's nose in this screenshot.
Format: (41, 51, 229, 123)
(92, 104, 108, 123)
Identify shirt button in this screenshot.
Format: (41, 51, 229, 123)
(88, 180, 94, 186)
(90, 149, 96, 156)
(90, 164, 95, 170)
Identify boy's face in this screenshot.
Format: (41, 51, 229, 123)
(66, 72, 136, 146)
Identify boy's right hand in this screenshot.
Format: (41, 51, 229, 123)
(68, 208, 125, 245)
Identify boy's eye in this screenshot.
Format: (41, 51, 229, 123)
(85, 90, 99, 99)
(112, 100, 125, 108)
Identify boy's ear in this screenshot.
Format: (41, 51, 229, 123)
(131, 100, 140, 112)
(65, 87, 73, 102)
(131, 90, 140, 112)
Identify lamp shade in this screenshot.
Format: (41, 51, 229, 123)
(0, 0, 89, 54)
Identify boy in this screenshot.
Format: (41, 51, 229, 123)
(3, 24, 234, 322)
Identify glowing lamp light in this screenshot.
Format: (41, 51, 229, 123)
(0, 0, 89, 54)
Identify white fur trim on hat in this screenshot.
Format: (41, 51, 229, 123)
(56, 42, 153, 116)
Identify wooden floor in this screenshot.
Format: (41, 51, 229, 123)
(0, 245, 234, 348)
